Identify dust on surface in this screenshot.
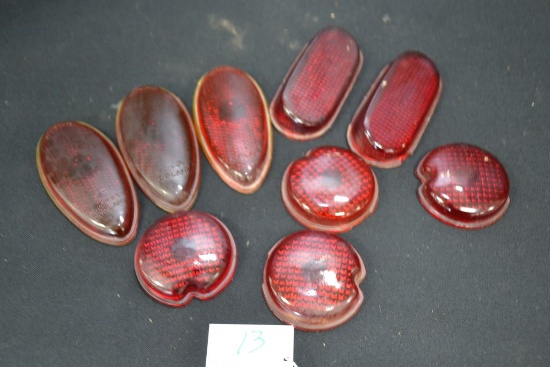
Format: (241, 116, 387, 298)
(208, 14, 246, 50)
(278, 28, 302, 51)
(304, 12, 319, 24)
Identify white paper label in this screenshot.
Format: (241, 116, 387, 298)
(205, 324, 295, 367)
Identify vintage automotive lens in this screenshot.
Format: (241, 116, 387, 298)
(282, 146, 378, 233)
(194, 66, 272, 194)
(416, 143, 510, 229)
(271, 27, 362, 140)
(116, 85, 201, 212)
(36, 121, 139, 246)
(263, 231, 366, 331)
(348, 51, 442, 168)
(135, 211, 237, 307)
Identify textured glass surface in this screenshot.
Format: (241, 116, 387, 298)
(135, 211, 237, 306)
(194, 66, 272, 194)
(116, 86, 201, 212)
(348, 51, 441, 168)
(416, 143, 510, 229)
(270, 27, 362, 140)
(36, 121, 139, 246)
(282, 146, 378, 233)
(263, 231, 366, 331)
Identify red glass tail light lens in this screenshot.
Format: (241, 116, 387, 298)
(282, 146, 378, 233)
(262, 231, 366, 331)
(135, 211, 237, 307)
(416, 143, 510, 229)
(36, 121, 139, 246)
(348, 51, 442, 168)
(116, 86, 201, 212)
(270, 27, 363, 140)
(194, 66, 272, 194)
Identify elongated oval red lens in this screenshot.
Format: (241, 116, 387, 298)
(271, 27, 362, 140)
(116, 86, 201, 212)
(282, 146, 378, 233)
(262, 231, 366, 331)
(348, 51, 442, 168)
(416, 143, 510, 229)
(36, 121, 139, 246)
(194, 66, 272, 194)
(135, 211, 237, 307)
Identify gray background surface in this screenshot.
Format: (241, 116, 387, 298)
(1, 0, 548, 365)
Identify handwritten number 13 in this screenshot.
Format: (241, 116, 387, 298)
(237, 331, 265, 355)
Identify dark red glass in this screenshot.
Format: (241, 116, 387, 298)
(416, 143, 510, 229)
(270, 27, 362, 140)
(135, 211, 237, 306)
(36, 121, 139, 246)
(348, 51, 442, 168)
(194, 66, 272, 194)
(262, 231, 366, 331)
(116, 86, 201, 212)
(282, 146, 378, 233)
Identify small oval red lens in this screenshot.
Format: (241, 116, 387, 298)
(416, 143, 510, 229)
(135, 211, 237, 307)
(116, 86, 201, 212)
(348, 51, 442, 168)
(194, 66, 272, 194)
(282, 146, 378, 233)
(271, 27, 362, 140)
(36, 121, 139, 246)
(262, 231, 366, 331)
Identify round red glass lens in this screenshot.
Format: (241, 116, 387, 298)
(282, 146, 378, 233)
(416, 143, 510, 229)
(263, 231, 366, 331)
(135, 211, 237, 306)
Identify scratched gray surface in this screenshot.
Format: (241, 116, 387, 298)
(0, 0, 549, 366)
